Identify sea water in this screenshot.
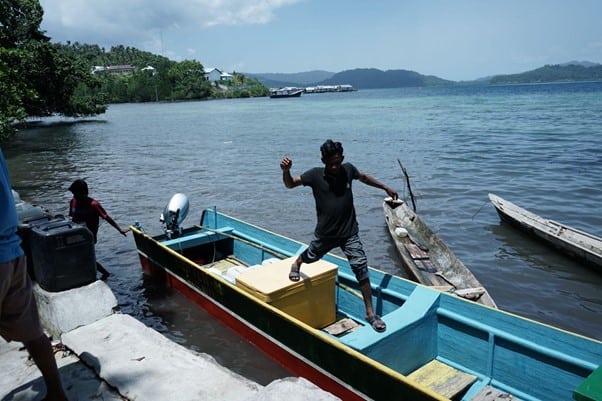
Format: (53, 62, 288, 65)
(5, 81, 602, 383)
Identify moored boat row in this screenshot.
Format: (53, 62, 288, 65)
(304, 84, 356, 93)
(269, 84, 356, 98)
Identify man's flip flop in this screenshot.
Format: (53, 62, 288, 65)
(289, 263, 301, 281)
(367, 315, 386, 332)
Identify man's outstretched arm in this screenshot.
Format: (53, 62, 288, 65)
(280, 156, 303, 188)
(358, 172, 398, 199)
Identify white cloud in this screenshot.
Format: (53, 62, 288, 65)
(40, 0, 301, 47)
(37, 0, 601, 79)
(41, 0, 301, 32)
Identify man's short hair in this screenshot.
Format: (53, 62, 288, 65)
(320, 139, 344, 160)
(68, 179, 88, 196)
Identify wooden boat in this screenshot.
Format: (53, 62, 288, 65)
(269, 87, 303, 98)
(383, 198, 497, 308)
(489, 193, 602, 272)
(131, 200, 601, 401)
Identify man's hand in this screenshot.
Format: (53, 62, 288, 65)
(385, 187, 398, 200)
(281, 156, 302, 188)
(280, 156, 293, 171)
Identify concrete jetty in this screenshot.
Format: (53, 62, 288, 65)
(1, 281, 340, 401)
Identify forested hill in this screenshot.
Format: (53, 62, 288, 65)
(248, 61, 602, 88)
(317, 68, 453, 88)
(245, 70, 335, 88)
(489, 63, 602, 84)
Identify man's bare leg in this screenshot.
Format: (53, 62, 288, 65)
(359, 279, 386, 332)
(289, 255, 303, 281)
(23, 334, 68, 401)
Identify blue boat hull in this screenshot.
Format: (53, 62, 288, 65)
(132, 208, 601, 401)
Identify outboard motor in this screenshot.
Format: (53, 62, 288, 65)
(12, 189, 48, 222)
(160, 193, 189, 238)
(12, 189, 21, 203)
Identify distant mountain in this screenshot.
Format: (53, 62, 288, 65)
(245, 70, 335, 88)
(249, 68, 452, 89)
(249, 60, 602, 89)
(489, 62, 602, 84)
(316, 68, 452, 89)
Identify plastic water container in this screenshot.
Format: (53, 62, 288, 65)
(17, 213, 55, 279)
(30, 219, 96, 292)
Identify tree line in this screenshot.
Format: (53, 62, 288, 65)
(0, 0, 269, 143)
(59, 42, 269, 104)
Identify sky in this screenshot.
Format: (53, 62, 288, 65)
(38, 0, 602, 81)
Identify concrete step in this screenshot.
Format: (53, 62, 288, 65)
(1, 280, 340, 401)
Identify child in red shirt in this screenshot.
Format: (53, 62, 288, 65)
(68, 179, 129, 279)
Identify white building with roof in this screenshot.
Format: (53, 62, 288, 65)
(204, 68, 233, 82)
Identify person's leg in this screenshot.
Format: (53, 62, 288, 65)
(341, 235, 386, 332)
(0, 257, 68, 401)
(94, 243, 110, 279)
(289, 255, 303, 281)
(96, 261, 110, 280)
(23, 335, 68, 401)
(289, 237, 333, 281)
(357, 278, 375, 319)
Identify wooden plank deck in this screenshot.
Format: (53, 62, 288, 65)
(470, 386, 519, 400)
(408, 359, 477, 399)
(322, 318, 362, 337)
(404, 242, 430, 259)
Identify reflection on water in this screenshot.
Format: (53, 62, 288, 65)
(488, 222, 602, 338)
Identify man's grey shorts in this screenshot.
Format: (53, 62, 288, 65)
(0, 256, 44, 342)
(300, 233, 370, 282)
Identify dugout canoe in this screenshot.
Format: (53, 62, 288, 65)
(383, 198, 497, 308)
(489, 193, 602, 273)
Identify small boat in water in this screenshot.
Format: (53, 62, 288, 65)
(131, 194, 602, 401)
(383, 198, 496, 308)
(269, 87, 303, 98)
(489, 193, 602, 273)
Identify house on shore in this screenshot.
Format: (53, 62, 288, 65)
(91, 65, 137, 75)
(140, 65, 157, 75)
(204, 68, 233, 82)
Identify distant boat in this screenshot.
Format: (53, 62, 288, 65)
(130, 194, 602, 401)
(269, 87, 303, 98)
(383, 198, 497, 308)
(489, 193, 602, 272)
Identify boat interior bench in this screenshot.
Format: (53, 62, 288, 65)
(162, 227, 234, 249)
(339, 285, 440, 372)
(338, 285, 482, 399)
(408, 359, 477, 399)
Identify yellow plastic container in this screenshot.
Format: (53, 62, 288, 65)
(236, 256, 338, 328)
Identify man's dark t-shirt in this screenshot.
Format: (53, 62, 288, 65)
(301, 162, 360, 239)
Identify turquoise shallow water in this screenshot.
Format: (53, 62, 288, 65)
(5, 81, 602, 383)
